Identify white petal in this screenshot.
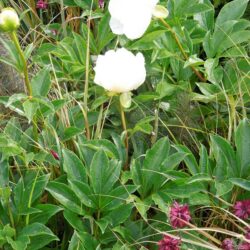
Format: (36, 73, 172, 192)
(109, 17, 124, 35)
(108, 0, 158, 40)
(123, 14, 152, 40)
(94, 48, 146, 93)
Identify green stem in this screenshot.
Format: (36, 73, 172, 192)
(9, 32, 32, 96)
(151, 106, 159, 145)
(26, 171, 39, 225)
(60, 0, 67, 37)
(83, 0, 94, 132)
(10, 32, 39, 147)
(98, 96, 113, 139)
(84, 17, 91, 109)
(7, 202, 15, 231)
(228, 95, 236, 142)
(82, 107, 91, 140)
(160, 18, 206, 82)
(94, 210, 100, 238)
(120, 104, 129, 170)
(33, 115, 39, 150)
(94, 104, 104, 139)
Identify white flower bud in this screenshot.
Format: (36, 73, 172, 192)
(94, 48, 146, 93)
(152, 5, 169, 19)
(120, 92, 132, 109)
(0, 8, 20, 32)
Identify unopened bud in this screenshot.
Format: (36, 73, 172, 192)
(0, 8, 20, 33)
(120, 92, 132, 109)
(152, 5, 169, 19)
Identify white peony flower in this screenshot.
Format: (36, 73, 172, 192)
(94, 48, 146, 93)
(0, 8, 20, 32)
(108, 0, 158, 40)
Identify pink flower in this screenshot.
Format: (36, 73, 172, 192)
(99, 0, 104, 9)
(169, 201, 191, 228)
(50, 150, 59, 160)
(51, 30, 58, 36)
(158, 235, 181, 250)
(239, 242, 250, 250)
(36, 0, 48, 9)
(221, 238, 235, 250)
(233, 200, 250, 219)
(238, 229, 250, 250)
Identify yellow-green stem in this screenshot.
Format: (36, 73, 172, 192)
(60, 0, 67, 37)
(99, 96, 113, 138)
(83, 7, 93, 140)
(82, 107, 90, 140)
(10, 32, 39, 146)
(7, 202, 15, 231)
(84, 0, 94, 109)
(26, 171, 39, 225)
(228, 95, 236, 142)
(33, 115, 39, 150)
(10, 32, 32, 96)
(95, 104, 104, 139)
(160, 18, 206, 82)
(120, 104, 129, 170)
(84, 17, 91, 109)
(94, 210, 101, 238)
(151, 107, 159, 145)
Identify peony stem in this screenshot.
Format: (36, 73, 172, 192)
(9, 32, 32, 96)
(82, 107, 91, 140)
(60, 0, 67, 37)
(84, 0, 94, 109)
(120, 103, 129, 170)
(83, 11, 93, 140)
(160, 18, 206, 82)
(9, 32, 39, 146)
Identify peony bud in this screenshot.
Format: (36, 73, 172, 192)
(50, 150, 60, 160)
(0, 8, 20, 33)
(120, 92, 132, 108)
(152, 5, 169, 19)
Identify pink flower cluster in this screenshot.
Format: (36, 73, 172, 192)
(158, 199, 250, 250)
(222, 238, 235, 250)
(99, 0, 104, 9)
(36, 0, 48, 10)
(238, 228, 250, 250)
(169, 201, 191, 228)
(231, 200, 250, 249)
(158, 235, 181, 250)
(233, 200, 250, 219)
(222, 228, 250, 250)
(239, 242, 250, 250)
(158, 201, 191, 249)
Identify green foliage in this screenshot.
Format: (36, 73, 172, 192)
(0, 0, 249, 249)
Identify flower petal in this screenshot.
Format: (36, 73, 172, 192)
(94, 48, 146, 93)
(108, 0, 159, 40)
